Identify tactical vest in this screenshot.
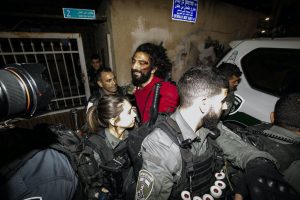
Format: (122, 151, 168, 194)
(128, 113, 171, 180)
(155, 118, 220, 199)
(170, 139, 216, 199)
(85, 129, 132, 200)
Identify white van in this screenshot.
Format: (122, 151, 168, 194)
(217, 38, 300, 126)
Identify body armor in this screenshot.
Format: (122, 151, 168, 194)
(155, 119, 221, 199)
(170, 140, 216, 199)
(86, 129, 131, 200)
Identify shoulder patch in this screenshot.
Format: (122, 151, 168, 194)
(229, 93, 244, 115)
(136, 169, 155, 200)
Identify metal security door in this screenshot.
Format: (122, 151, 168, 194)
(0, 32, 90, 114)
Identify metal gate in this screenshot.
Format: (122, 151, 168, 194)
(0, 32, 90, 115)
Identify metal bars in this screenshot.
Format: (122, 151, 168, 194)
(0, 32, 89, 114)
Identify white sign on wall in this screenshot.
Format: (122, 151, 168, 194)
(172, 0, 198, 23)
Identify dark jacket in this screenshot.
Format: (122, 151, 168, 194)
(245, 125, 300, 194)
(0, 149, 78, 200)
(86, 128, 135, 200)
(88, 67, 100, 94)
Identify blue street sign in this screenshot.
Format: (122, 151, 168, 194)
(172, 0, 198, 23)
(63, 8, 96, 20)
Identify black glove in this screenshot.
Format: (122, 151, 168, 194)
(235, 158, 299, 200)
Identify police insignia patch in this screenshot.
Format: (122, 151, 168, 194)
(229, 94, 244, 115)
(135, 169, 154, 200)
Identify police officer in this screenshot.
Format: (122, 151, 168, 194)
(87, 67, 127, 111)
(86, 95, 137, 200)
(135, 66, 298, 200)
(218, 62, 242, 118)
(238, 93, 300, 195)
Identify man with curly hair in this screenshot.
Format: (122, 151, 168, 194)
(131, 42, 179, 123)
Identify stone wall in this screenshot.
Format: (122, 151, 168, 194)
(107, 0, 263, 84)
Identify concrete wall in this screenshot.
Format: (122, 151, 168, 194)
(108, 0, 263, 84)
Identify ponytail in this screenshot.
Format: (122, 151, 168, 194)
(86, 95, 126, 133)
(86, 106, 101, 132)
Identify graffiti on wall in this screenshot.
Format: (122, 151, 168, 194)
(200, 36, 224, 66)
(172, 35, 225, 82)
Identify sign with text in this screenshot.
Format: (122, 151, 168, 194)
(172, 0, 198, 23)
(63, 8, 96, 20)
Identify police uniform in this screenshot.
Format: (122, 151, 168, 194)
(249, 125, 300, 195)
(136, 109, 276, 200)
(88, 128, 135, 200)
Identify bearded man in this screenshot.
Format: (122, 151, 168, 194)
(131, 43, 179, 123)
(218, 62, 242, 118)
(135, 66, 298, 200)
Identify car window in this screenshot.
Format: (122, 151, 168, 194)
(241, 48, 300, 97)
